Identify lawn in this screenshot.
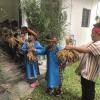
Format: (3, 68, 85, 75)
(22, 62, 100, 100)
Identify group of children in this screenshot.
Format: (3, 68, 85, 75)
(21, 30, 63, 96)
(2, 22, 100, 99)
(3, 26, 63, 96)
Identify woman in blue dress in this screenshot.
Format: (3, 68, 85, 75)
(22, 29, 43, 88)
(35, 33, 63, 96)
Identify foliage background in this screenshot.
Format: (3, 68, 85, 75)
(21, 0, 67, 45)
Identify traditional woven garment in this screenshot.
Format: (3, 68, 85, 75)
(8, 36, 17, 48)
(17, 37, 23, 49)
(57, 36, 79, 70)
(26, 42, 37, 62)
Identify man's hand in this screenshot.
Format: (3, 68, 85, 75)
(65, 45, 74, 50)
(28, 48, 36, 52)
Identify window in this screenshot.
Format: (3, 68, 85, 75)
(81, 8, 91, 27)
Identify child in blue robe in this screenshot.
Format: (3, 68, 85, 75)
(35, 33, 63, 96)
(22, 29, 43, 88)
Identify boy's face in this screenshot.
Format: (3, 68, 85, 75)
(47, 41, 55, 46)
(47, 38, 57, 47)
(21, 29, 27, 34)
(91, 32, 100, 42)
(21, 34, 25, 40)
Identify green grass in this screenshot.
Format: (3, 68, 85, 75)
(22, 62, 100, 100)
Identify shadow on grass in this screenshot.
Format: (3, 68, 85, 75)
(61, 90, 81, 100)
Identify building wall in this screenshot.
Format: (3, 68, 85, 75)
(62, 0, 98, 46)
(0, 0, 19, 22)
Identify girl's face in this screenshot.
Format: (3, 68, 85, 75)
(91, 32, 100, 42)
(28, 35, 35, 41)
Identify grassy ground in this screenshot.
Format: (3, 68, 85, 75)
(22, 62, 100, 100)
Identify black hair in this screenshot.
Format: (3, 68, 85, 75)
(14, 33, 18, 38)
(45, 32, 57, 40)
(21, 26, 28, 31)
(11, 20, 18, 27)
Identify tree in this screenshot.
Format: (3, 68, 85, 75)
(21, 0, 67, 44)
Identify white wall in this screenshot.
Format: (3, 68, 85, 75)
(20, 0, 28, 27)
(97, 1, 100, 17)
(62, 0, 98, 46)
(0, 0, 19, 22)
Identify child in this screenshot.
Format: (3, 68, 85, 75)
(35, 33, 63, 96)
(65, 23, 100, 100)
(22, 29, 43, 88)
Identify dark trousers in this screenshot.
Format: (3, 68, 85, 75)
(81, 76, 95, 100)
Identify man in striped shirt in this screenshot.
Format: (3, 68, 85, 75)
(65, 23, 100, 100)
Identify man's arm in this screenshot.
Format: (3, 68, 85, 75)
(65, 45, 91, 53)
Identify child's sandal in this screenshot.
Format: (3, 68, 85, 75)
(54, 89, 62, 96)
(46, 88, 54, 96)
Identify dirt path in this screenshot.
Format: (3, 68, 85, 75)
(0, 42, 46, 100)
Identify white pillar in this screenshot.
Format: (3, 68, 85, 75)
(20, 0, 28, 27)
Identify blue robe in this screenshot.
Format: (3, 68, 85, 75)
(36, 45, 61, 88)
(22, 41, 43, 80)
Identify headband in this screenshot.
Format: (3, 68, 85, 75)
(92, 27, 100, 33)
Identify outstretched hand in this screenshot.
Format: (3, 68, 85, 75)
(65, 45, 74, 50)
(28, 48, 36, 52)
